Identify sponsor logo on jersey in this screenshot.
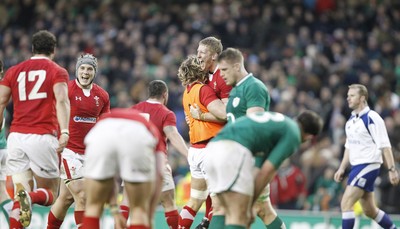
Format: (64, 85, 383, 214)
(233, 97, 240, 107)
(73, 116, 97, 123)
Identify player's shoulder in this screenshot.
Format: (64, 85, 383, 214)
(368, 109, 384, 121)
(92, 83, 110, 96)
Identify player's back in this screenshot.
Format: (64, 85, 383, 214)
(133, 101, 176, 148)
(1, 57, 69, 135)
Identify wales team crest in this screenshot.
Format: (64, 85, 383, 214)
(233, 97, 240, 107)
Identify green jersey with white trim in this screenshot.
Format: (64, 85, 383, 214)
(226, 74, 270, 123)
(212, 112, 301, 168)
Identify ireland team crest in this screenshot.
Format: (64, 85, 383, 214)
(233, 97, 240, 107)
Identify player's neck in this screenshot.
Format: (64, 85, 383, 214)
(147, 98, 163, 104)
(33, 53, 52, 59)
(353, 104, 367, 114)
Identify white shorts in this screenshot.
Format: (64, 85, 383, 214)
(6, 133, 60, 178)
(187, 147, 208, 179)
(84, 119, 156, 182)
(203, 140, 255, 196)
(0, 148, 6, 181)
(60, 148, 85, 180)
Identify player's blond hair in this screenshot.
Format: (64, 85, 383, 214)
(349, 84, 368, 102)
(177, 55, 207, 86)
(199, 37, 223, 55)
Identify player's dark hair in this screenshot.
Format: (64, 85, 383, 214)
(32, 30, 56, 56)
(296, 110, 323, 136)
(148, 80, 168, 98)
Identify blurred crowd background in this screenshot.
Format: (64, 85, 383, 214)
(1, 0, 400, 214)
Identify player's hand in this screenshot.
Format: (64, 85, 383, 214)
(57, 133, 69, 153)
(334, 169, 344, 183)
(190, 103, 202, 120)
(388, 169, 399, 186)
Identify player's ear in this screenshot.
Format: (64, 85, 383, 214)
(234, 63, 241, 71)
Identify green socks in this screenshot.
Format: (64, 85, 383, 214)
(266, 216, 285, 229)
(225, 225, 246, 229)
(209, 215, 225, 229)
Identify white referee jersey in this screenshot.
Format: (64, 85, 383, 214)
(344, 106, 391, 165)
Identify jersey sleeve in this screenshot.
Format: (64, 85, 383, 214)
(216, 76, 232, 99)
(245, 81, 270, 110)
(101, 90, 111, 114)
(199, 85, 220, 107)
(369, 111, 391, 149)
(53, 66, 69, 84)
(163, 111, 177, 127)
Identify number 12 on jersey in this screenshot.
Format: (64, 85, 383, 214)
(17, 70, 47, 101)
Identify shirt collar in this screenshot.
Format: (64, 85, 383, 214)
(236, 73, 253, 87)
(351, 106, 370, 118)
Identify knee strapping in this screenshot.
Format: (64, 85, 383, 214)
(190, 189, 208, 200)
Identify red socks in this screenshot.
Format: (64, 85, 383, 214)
(120, 204, 130, 220)
(74, 210, 84, 228)
(47, 210, 64, 229)
(178, 206, 197, 228)
(165, 209, 179, 229)
(29, 188, 54, 206)
(205, 195, 213, 220)
(82, 216, 99, 229)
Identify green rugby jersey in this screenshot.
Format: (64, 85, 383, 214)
(226, 73, 270, 123)
(212, 112, 301, 168)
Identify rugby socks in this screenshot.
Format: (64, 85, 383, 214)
(9, 201, 22, 229)
(178, 205, 197, 228)
(29, 188, 54, 206)
(205, 195, 213, 220)
(266, 216, 285, 229)
(74, 210, 84, 228)
(374, 209, 397, 229)
(120, 205, 130, 220)
(342, 211, 355, 229)
(47, 210, 63, 229)
(82, 216, 99, 229)
(225, 225, 246, 229)
(165, 209, 179, 229)
(209, 215, 225, 229)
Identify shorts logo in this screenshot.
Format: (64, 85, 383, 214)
(232, 97, 240, 107)
(73, 116, 96, 123)
(40, 167, 57, 173)
(358, 177, 366, 187)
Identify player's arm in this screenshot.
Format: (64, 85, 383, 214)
(382, 147, 399, 186)
(190, 99, 226, 123)
(253, 160, 277, 203)
(164, 125, 188, 158)
(205, 99, 226, 122)
(0, 85, 11, 128)
(54, 82, 70, 153)
(334, 148, 350, 183)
